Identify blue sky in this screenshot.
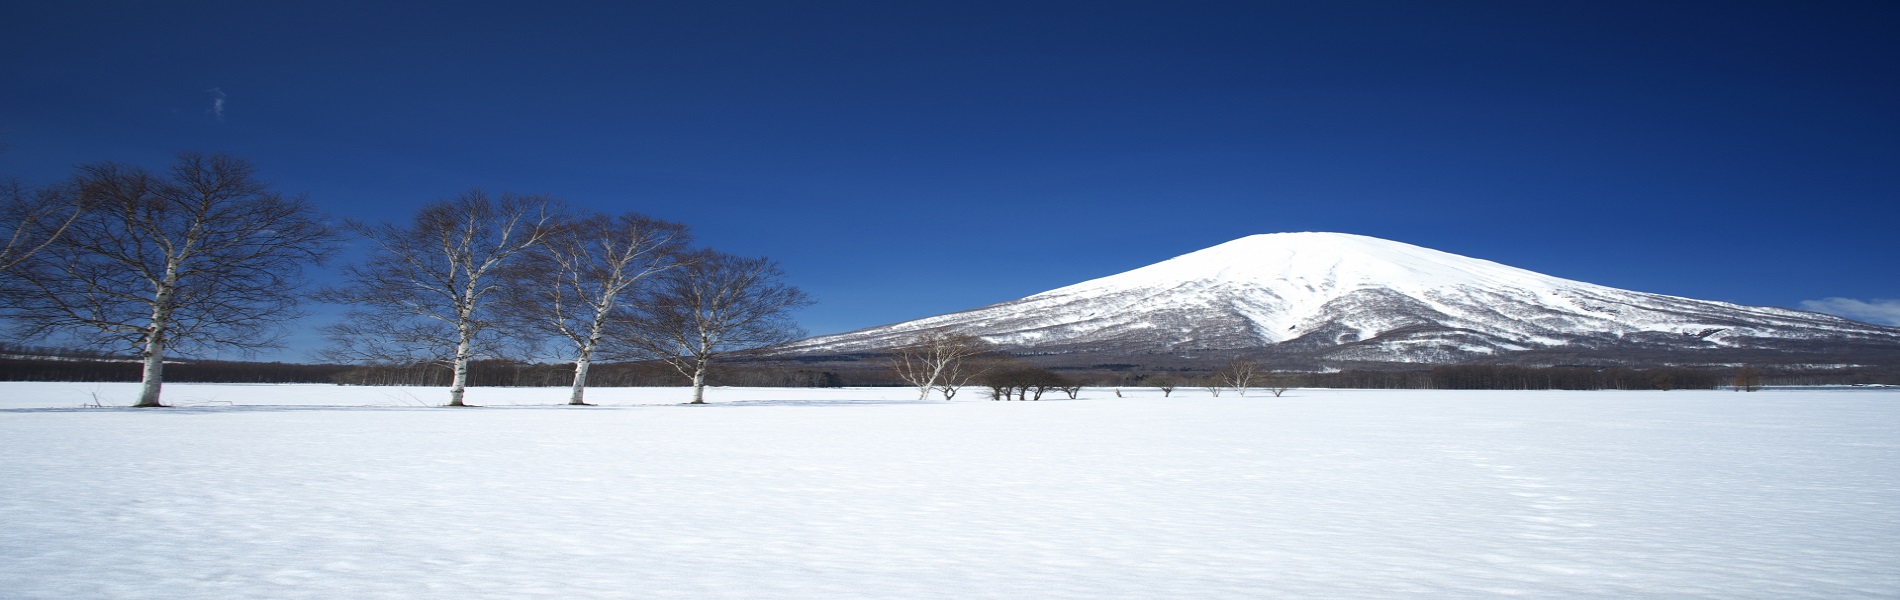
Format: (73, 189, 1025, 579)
(3, 1, 1897, 359)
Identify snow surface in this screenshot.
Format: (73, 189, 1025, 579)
(4, 383, 1898, 598)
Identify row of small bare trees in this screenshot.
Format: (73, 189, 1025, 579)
(1116, 359, 1294, 398)
(1, 152, 810, 407)
(881, 332, 1073, 400)
(884, 334, 1294, 400)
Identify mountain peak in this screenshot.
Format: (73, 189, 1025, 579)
(783, 232, 1900, 367)
(1038, 232, 1579, 302)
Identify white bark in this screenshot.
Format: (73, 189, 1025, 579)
(449, 324, 474, 406)
(503, 211, 685, 406)
(322, 192, 558, 407)
(137, 333, 166, 408)
(568, 355, 592, 405)
(690, 360, 708, 404)
(618, 250, 811, 406)
(885, 332, 992, 402)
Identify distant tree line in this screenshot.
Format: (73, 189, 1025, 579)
(1422, 364, 1720, 390)
(0, 357, 350, 383)
(0, 341, 131, 361)
(1291, 370, 1429, 389)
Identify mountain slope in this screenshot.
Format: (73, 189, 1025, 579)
(781, 233, 1900, 366)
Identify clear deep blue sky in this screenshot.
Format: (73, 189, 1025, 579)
(3, 1, 1897, 359)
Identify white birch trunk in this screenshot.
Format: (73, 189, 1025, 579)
(136, 334, 166, 408)
(568, 354, 592, 405)
(689, 360, 708, 404)
(568, 315, 608, 405)
(136, 271, 179, 408)
(448, 326, 473, 406)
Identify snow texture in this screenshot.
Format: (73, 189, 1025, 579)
(3, 382, 1897, 598)
(782, 233, 1900, 360)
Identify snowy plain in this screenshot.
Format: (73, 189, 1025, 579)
(2, 382, 1897, 599)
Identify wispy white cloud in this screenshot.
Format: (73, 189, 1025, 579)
(1799, 297, 1900, 326)
(207, 87, 227, 122)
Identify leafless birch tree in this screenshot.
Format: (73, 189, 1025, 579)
(5, 153, 336, 407)
(1220, 357, 1260, 396)
(617, 250, 812, 404)
(501, 211, 689, 405)
(884, 331, 993, 400)
(937, 350, 1002, 400)
(321, 191, 559, 406)
(1199, 375, 1223, 397)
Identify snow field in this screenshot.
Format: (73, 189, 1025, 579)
(2, 384, 1897, 598)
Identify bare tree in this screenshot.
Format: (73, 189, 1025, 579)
(1733, 365, 1762, 392)
(1199, 375, 1223, 397)
(1261, 373, 1294, 397)
(884, 331, 993, 400)
(0, 179, 82, 273)
(321, 191, 560, 406)
(976, 356, 1027, 400)
(501, 211, 688, 405)
(1026, 369, 1070, 401)
(617, 250, 812, 404)
(6, 153, 336, 407)
(936, 351, 1001, 400)
(1219, 357, 1260, 396)
(1058, 381, 1084, 399)
(1148, 374, 1179, 397)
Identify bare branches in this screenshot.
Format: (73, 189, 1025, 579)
(1261, 375, 1293, 397)
(937, 349, 1001, 400)
(1733, 365, 1762, 392)
(1148, 374, 1178, 397)
(499, 210, 689, 404)
(1219, 357, 1260, 396)
(884, 331, 993, 400)
(1199, 375, 1223, 397)
(5, 153, 336, 406)
(977, 362, 1070, 401)
(320, 190, 560, 406)
(0, 179, 82, 273)
(615, 250, 812, 404)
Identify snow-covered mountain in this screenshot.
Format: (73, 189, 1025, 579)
(781, 232, 1900, 365)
